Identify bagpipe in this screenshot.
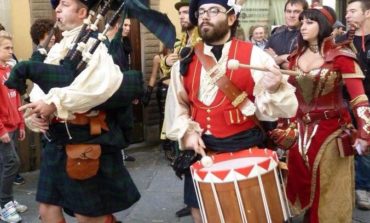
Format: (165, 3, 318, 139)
(5, 0, 176, 110)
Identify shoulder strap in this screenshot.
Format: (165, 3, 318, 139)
(193, 41, 248, 108)
(193, 41, 265, 132)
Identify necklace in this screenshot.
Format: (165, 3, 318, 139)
(308, 44, 319, 53)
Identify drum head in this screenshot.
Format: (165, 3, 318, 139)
(191, 147, 278, 183)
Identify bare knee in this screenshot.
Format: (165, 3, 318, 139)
(39, 203, 64, 223)
(191, 207, 203, 223)
(75, 214, 115, 223)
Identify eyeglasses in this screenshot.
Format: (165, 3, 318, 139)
(195, 7, 227, 19)
(285, 9, 302, 15)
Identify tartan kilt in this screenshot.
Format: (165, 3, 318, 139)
(36, 142, 140, 216)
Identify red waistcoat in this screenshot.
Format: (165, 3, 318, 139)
(183, 39, 257, 138)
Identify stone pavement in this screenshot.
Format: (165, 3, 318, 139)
(6, 144, 370, 223)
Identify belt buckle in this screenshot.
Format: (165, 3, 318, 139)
(303, 113, 311, 123)
(324, 110, 330, 119)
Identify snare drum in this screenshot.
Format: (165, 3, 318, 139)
(191, 147, 290, 223)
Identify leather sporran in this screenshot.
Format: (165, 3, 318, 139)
(66, 144, 101, 180)
(171, 150, 201, 179)
(336, 127, 356, 157)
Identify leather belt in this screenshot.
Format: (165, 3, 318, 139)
(300, 110, 341, 124)
(51, 111, 108, 135)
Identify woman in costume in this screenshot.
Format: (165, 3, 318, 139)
(283, 8, 370, 222)
(142, 45, 178, 161)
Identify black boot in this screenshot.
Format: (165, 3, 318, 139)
(162, 140, 177, 162)
(175, 206, 191, 217)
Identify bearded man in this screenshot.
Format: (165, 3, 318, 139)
(163, 0, 298, 222)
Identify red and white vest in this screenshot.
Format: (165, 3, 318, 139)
(183, 39, 257, 138)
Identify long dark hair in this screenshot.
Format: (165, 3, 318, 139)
(297, 9, 333, 53)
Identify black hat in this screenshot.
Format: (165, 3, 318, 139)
(175, 0, 190, 11)
(51, 0, 99, 9)
(189, 0, 231, 25)
(333, 20, 345, 29)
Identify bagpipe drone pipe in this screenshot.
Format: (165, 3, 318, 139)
(5, 0, 176, 110)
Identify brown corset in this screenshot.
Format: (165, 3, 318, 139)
(290, 67, 346, 114)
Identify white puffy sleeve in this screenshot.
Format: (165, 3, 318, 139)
(250, 46, 298, 121)
(163, 61, 202, 145)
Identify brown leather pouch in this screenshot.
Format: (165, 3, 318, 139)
(66, 144, 101, 180)
(336, 128, 356, 157)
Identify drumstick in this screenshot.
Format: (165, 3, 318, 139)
(199, 149, 213, 168)
(227, 59, 300, 76)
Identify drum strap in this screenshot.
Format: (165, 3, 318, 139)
(193, 42, 265, 133)
(193, 42, 250, 109)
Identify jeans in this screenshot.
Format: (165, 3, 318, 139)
(355, 154, 370, 190)
(0, 131, 20, 207)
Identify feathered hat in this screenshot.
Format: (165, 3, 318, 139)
(189, 0, 245, 25)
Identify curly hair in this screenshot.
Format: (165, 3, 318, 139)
(30, 19, 55, 45)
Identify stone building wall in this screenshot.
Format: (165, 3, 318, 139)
(142, 0, 162, 142)
(30, 0, 55, 23)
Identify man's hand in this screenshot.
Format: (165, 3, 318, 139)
(26, 113, 50, 133)
(18, 129, 26, 141)
(182, 131, 206, 155)
(264, 48, 276, 57)
(265, 48, 289, 66)
(263, 64, 283, 93)
(0, 132, 11, 143)
(354, 138, 370, 156)
(165, 53, 179, 67)
(275, 54, 289, 66)
(19, 100, 56, 119)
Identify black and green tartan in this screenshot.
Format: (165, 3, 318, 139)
(97, 69, 144, 110)
(5, 60, 143, 110)
(3, 30, 144, 216)
(36, 140, 140, 216)
(5, 60, 74, 95)
(30, 50, 47, 62)
(36, 113, 140, 215)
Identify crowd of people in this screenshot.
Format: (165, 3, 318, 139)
(0, 0, 369, 222)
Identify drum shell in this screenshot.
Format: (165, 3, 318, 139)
(196, 169, 285, 223)
(191, 149, 288, 223)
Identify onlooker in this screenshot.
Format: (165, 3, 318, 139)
(249, 25, 268, 49)
(142, 45, 176, 160)
(235, 25, 246, 40)
(311, 0, 321, 8)
(265, 0, 308, 69)
(119, 18, 132, 71)
(332, 20, 346, 38)
(0, 23, 24, 187)
(344, 0, 370, 210)
(107, 17, 137, 162)
(30, 18, 58, 50)
(0, 30, 27, 223)
(0, 24, 17, 66)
